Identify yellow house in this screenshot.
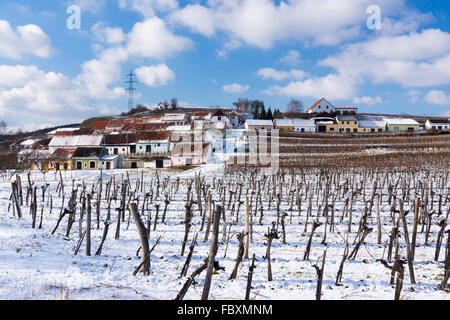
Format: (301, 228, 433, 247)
(48, 148, 76, 171)
(315, 117, 338, 133)
(337, 115, 359, 133)
(358, 120, 386, 133)
(274, 119, 294, 132)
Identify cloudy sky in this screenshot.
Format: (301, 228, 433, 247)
(0, 0, 449, 131)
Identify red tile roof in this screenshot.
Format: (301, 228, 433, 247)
(50, 148, 76, 160)
(137, 131, 170, 142)
(91, 121, 109, 130)
(306, 98, 324, 112)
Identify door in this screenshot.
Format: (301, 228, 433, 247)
(77, 161, 82, 170)
(131, 162, 137, 169)
(130, 145, 136, 154)
(106, 162, 111, 170)
(113, 148, 118, 155)
(318, 125, 326, 133)
(156, 160, 163, 168)
(55, 163, 60, 171)
(185, 158, 192, 166)
(146, 145, 151, 153)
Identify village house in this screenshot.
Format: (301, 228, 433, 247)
(121, 123, 168, 133)
(135, 131, 170, 155)
(314, 116, 339, 133)
(99, 154, 123, 170)
(292, 119, 316, 132)
(245, 119, 273, 130)
(72, 147, 107, 170)
(162, 113, 187, 125)
(48, 148, 76, 171)
(383, 118, 420, 132)
(170, 142, 212, 167)
(18, 149, 52, 171)
(211, 110, 232, 128)
(274, 119, 316, 133)
(227, 111, 245, 128)
(48, 135, 104, 153)
(192, 120, 226, 131)
(191, 112, 212, 121)
(91, 121, 109, 134)
(142, 115, 163, 124)
(358, 120, 386, 133)
(273, 119, 293, 132)
(105, 119, 125, 132)
(337, 115, 359, 133)
(306, 98, 335, 114)
(425, 119, 450, 132)
(103, 134, 138, 156)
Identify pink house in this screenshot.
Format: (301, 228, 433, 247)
(170, 143, 212, 167)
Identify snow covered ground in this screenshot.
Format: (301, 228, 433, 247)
(0, 167, 448, 300)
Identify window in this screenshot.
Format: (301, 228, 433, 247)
(84, 162, 87, 168)
(330, 127, 334, 131)
(90, 161, 96, 169)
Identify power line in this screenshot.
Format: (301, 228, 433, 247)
(125, 70, 138, 111)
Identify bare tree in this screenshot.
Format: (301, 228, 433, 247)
(287, 99, 304, 113)
(0, 120, 7, 136)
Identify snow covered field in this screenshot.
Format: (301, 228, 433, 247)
(0, 166, 448, 300)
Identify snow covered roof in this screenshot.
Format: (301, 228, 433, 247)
(246, 119, 273, 126)
(358, 120, 385, 128)
(20, 139, 38, 146)
(48, 128, 79, 135)
(100, 154, 122, 161)
(275, 119, 315, 127)
(142, 115, 163, 123)
(162, 113, 186, 121)
(383, 118, 420, 125)
(49, 135, 104, 148)
(167, 125, 191, 131)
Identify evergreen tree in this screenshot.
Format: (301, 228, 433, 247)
(260, 104, 266, 120)
(266, 107, 273, 120)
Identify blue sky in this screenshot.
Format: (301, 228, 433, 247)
(0, 0, 450, 131)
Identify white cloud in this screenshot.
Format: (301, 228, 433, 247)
(0, 20, 53, 59)
(0, 65, 96, 120)
(353, 96, 384, 105)
(278, 50, 301, 66)
(91, 22, 125, 44)
(321, 29, 450, 88)
(263, 74, 357, 100)
(70, 0, 106, 14)
(169, 4, 216, 37)
(170, 0, 417, 53)
(127, 18, 193, 59)
(118, 0, 178, 17)
(136, 64, 175, 87)
(223, 83, 250, 93)
(256, 68, 307, 81)
(425, 90, 450, 106)
(78, 17, 191, 99)
(405, 90, 422, 103)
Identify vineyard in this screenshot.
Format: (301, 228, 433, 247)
(0, 134, 449, 300)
